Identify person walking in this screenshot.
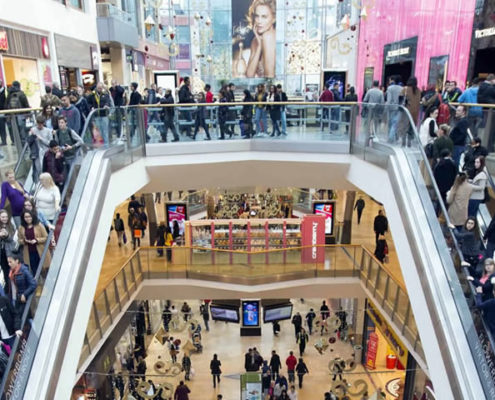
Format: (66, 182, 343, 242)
(385, 75, 403, 143)
(400, 77, 421, 147)
(210, 353, 222, 388)
(174, 381, 190, 400)
(178, 77, 194, 137)
(277, 84, 288, 136)
(354, 197, 365, 224)
(0, 210, 16, 294)
(450, 105, 470, 167)
(296, 327, 309, 356)
(241, 89, 254, 138)
(291, 312, 302, 339)
(182, 353, 192, 381)
(254, 84, 268, 135)
(267, 85, 282, 137)
(193, 92, 211, 140)
(0, 169, 29, 228)
(295, 358, 309, 389)
(373, 210, 388, 243)
(114, 213, 125, 247)
(159, 89, 180, 142)
(200, 302, 210, 331)
(285, 351, 297, 384)
(320, 300, 330, 335)
(218, 90, 229, 140)
(374, 233, 388, 263)
(305, 308, 316, 335)
(155, 221, 166, 256)
(270, 350, 282, 380)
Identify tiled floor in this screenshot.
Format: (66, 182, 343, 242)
(111, 298, 406, 400)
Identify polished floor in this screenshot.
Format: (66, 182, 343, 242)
(112, 298, 405, 400)
(97, 191, 403, 298)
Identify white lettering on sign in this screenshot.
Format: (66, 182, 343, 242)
(312, 222, 318, 259)
(475, 27, 495, 39)
(387, 47, 410, 58)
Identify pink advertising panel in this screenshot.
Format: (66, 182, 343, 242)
(356, 0, 476, 98)
(301, 215, 325, 263)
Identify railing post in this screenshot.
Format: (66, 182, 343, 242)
(103, 289, 112, 324)
(113, 280, 122, 312)
(93, 302, 103, 339)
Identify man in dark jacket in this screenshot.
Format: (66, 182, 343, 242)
(128, 82, 142, 140)
(354, 197, 366, 224)
(226, 83, 237, 136)
(43, 140, 66, 192)
(88, 82, 112, 144)
(450, 105, 470, 167)
(269, 350, 282, 379)
(373, 210, 388, 243)
(178, 77, 194, 137)
(59, 94, 81, 133)
(291, 312, 302, 338)
(477, 74, 495, 105)
(277, 84, 288, 135)
(463, 137, 488, 178)
(0, 79, 8, 146)
(433, 149, 457, 206)
(8, 252, 37, 323)
(6, 81, 30, 144)
(483, 215, 495, 259)
(70, 90, 90, 135)
(40, 86, 62, 109)
(110, 80, 126, 138)
(0, 295, 22, 347)
(51, 83, 63, 99)
(160, 89, 179, 142)
(174, 381, 190, 400)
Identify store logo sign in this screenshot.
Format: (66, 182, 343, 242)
(475, 27, 495, 39)
(386, 47, 409, 58)
(0, 31, 8, 52)
(312, 222, 318, 259)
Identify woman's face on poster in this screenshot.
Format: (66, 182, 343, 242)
(253, 5, 275, 35)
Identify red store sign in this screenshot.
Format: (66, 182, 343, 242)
(0, 31, 8, 51)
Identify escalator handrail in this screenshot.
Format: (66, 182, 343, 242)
(382, 104, 495, 394)
(0, 108, 104, 395)
(0, 148, 85, 394)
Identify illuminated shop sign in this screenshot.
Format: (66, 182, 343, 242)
(387, 47, 410, 58)
(475, 27, 495, 39)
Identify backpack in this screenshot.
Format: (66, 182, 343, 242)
(8, 92, 22, 109)
(437, 96, 451, 124)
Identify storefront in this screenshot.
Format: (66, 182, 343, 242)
(382, 36, 418, 86)
(55, 34, 99, 90)
(363, 300, 434, 399)
(356, 0, 476, 98)
(0, 25, 51, 107)
(467, 1, 495, 80)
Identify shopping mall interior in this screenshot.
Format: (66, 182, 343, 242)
(2, 1, 495, 400)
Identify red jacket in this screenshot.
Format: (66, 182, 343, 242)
(319, 89, 334, 102)
(206, 91, 214, 103)
(286, 355, 297, 371)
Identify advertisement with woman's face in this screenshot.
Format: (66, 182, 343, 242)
(232, 0, 277, 78)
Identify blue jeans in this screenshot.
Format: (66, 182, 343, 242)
(255, 108, 267, 134)
(468, 199, 482, 217)
(280, 110, 287, 134)
(453, 145, 465, 168)
(388, 111, 400, 142)
(94, 116, 109, 145)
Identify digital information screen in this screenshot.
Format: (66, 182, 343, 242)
(242, 300, 260, 327)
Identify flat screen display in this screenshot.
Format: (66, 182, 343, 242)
(263, 303, 293, 323)
(165, 204, 187, 235)
(210, 305, 240, 323)
(313, 202, 334, 235)
(242, 300, 260, 327)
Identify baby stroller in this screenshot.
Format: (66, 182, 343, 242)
(192, 329, 203, 353)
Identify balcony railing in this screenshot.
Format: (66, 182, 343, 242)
(96, 2, 133, 23)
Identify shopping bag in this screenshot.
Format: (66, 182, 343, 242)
(123, 232, 127, 244)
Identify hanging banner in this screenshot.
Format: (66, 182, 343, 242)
(366, 331, 379, 369)
(301, 214, 325, 263)
(0, 31, 8, 51)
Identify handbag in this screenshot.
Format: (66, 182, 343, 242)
(123, 232, 127, 244)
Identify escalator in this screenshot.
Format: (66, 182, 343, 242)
(1, 103, 494, 399)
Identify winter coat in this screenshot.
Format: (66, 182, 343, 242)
(447, 182, 473, 226)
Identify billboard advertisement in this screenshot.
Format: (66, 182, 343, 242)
(313, 201, 335, 235)
(165, 203, 187, 236)
(232, 0, 277, 78)
(242, 300, 260, 327)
